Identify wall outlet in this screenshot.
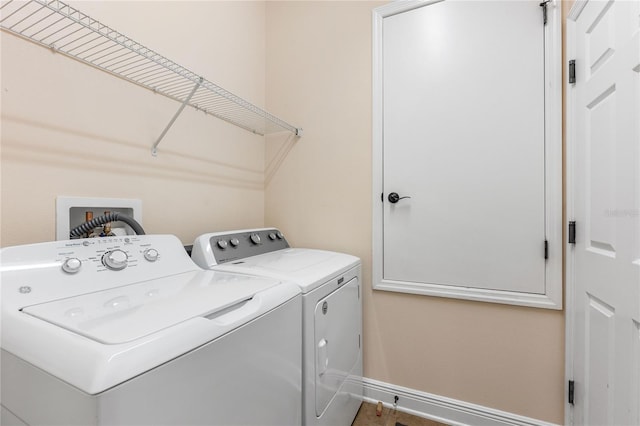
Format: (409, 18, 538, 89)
(56, 197, 143, 240)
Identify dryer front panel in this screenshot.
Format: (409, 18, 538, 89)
(313, 277, 360, 417)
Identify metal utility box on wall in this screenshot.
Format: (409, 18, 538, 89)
(56, 197, 142, 240)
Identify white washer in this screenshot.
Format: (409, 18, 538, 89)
(192, 228, 363, 426)
(1, 235, 301, 426)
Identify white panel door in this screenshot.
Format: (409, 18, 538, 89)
(382, 1, 545, 293)
(568, 0, 640, 424)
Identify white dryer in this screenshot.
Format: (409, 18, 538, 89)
(192, 228, 363, 426)
(1, 235, 301, 426)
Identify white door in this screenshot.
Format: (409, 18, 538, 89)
(567, 0, 640, 424)
(375, 0, 562, 308)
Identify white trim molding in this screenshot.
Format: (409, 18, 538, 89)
(362, 377, 560, 426)
(372, 0, 563, 310)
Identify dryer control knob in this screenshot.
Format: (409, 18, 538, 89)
(250, 233, 261, 245)
(217, 240, 228, 250)
(143, 248, 159, 262)
(268, 232, 277, 241)
(62, 257, 82, 274)
(276, 231, 284, 240)
(103, 249, 128, 271)
(229, 238, 240, 247)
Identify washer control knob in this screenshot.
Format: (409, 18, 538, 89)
(250, 233, 261, 245)
(143, 248, 159, 262)
(276, 231, 284, 240)
(268, 232, 277, 241)
(62, 257, 82, 274)
(229, 238, 240, 247)
(103, 249, 128, 270)
(217, 240, 228, 250)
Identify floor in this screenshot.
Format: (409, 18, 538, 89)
(352, 402, 447, 426)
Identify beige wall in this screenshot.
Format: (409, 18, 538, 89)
(265, 1, 565, 423)
(1, 1, 267, 247)
(1, 1, 571, 423)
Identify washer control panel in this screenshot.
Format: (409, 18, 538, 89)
(0, 235, 198, 307)
(206, 228, 289, 265)
(52, 237, 161, 274)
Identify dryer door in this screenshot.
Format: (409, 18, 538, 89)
(314, 277, 360, 417)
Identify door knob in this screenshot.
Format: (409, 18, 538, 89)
(388, 192, 411, 203)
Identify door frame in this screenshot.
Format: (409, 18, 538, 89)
(372, 0, 563, 309)
(564, 2, 583, 423)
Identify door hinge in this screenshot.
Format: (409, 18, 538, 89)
(568, 380, 575, 405)
(569, 60, 576, 84)
(568, 221, 576, 244)
(539, 0, 550, 25)
(544, 240, 549, 260)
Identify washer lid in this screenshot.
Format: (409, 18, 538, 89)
(21, 270, 280, 344)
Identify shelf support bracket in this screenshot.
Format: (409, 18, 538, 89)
(152, 77, 203, 156)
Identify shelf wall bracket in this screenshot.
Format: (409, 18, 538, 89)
(151, 77, 203, 156)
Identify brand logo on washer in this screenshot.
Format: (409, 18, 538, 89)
(18, 286, 32, 294)
(322, 301, 328, 315)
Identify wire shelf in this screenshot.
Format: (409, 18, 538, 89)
(0, 0, 302, 153)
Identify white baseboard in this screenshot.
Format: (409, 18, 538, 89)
(362, 378, 559, 426)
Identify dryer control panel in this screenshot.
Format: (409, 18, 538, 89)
(193, 228, 290, 266)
